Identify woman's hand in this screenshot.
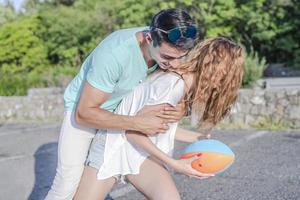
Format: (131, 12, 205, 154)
(167, 155, 214, 179)
(197, 132, 212, 140)
(158, 100, 186, 123)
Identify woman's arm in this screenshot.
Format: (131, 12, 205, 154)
(125, 131, 214, 179)
(126, 131, 173, 165)
(175, 127, 210, 143)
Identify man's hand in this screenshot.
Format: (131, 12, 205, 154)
(134, 101, 186, 136)
(135, 104, 170, 135)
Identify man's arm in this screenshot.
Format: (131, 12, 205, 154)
(76, 82, 170, 135)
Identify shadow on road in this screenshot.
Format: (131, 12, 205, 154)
(28, 142, 58, 200)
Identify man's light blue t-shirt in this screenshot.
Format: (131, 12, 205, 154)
(64, 27, 157, 112)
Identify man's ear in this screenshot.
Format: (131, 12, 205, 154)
(145, 32, 153, 45)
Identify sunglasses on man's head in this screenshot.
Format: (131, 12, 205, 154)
(153, 25, 197, 44)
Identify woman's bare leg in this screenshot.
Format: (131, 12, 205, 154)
(126, 158, 181, 200)
(73, 166, 116, 200)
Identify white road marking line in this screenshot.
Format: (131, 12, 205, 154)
(0, 130, 270, 198)
(112, 131, 271, 198)
(0, 124, 60, 137)
(0, 146, 57, 162)
(229, 131, 268, 147)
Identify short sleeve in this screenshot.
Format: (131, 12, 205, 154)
(146, 76, 185, 107)
(86, 51, 121, 93)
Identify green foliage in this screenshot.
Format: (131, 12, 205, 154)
(0, 15, 50, 95)
(271, 0, 300, 68)
(0, 66, 77, 96)
(0, 12, 82, 95)
(179, 0, 238, 38)
(252, 116, 296, 130)
(0, 15, 49, 73)
(179, 0, 299, 67)
(38, 5, 96, 67)
(0, 2, 16, 24)
(0, 72, 28, 96)
(242, 49, 267, 87)
(0, 69, 44, 96)
(113, 0, 177, 29)
(234, 0, 299, 67)
(0, 0, 299, 96)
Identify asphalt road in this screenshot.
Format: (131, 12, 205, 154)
(0, 123, 299, 200)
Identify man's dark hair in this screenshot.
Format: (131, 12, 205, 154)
(150, 8, 197, 50)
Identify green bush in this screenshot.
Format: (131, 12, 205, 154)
(0, 15, 50, 96)
(0, 66, 78, 96)
(242, 49, 267, 87)
(37, 5, 104, 67)
(0, 3, 16, 24)
(0, 15, 49, 74)
(0, 70, 44, 96)
(0, 72, 28, 96)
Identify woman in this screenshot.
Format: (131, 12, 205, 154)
(74, 37, 244, 200)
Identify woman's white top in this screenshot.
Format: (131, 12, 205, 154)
(97, 70, 185, 180)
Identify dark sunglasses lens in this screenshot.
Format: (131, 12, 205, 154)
(168, 29, 181, 43)
(185, 26, 197, 38)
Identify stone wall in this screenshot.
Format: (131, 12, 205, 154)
(0, 88, 64, 123)
(0, 87, 299, 128)
(224, 88, 300, 128)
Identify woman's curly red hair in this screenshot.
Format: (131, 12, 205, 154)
(182, 37, 244, 129)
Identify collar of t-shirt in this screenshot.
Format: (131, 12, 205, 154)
(147, 63, 158, 74)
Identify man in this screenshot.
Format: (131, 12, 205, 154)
(46, 8, 197, 200)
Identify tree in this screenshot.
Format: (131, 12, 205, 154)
(0, 15, 48, 73)
(0, 1, 16, 24)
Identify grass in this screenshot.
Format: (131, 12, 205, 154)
(179, 117, 300, 131)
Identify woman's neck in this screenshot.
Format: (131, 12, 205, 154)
(181, 72, 194, 93)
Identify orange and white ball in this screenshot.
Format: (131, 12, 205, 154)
(180, 139, 235, 174)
